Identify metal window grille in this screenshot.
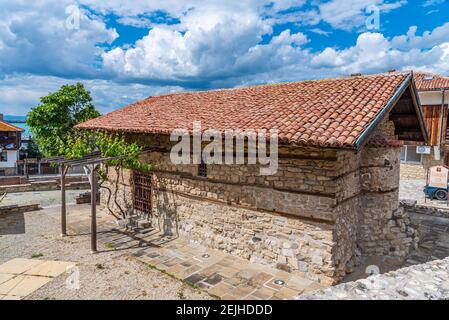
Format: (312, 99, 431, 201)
(133, 171, 153, 216)
(198, 160, 207, 177)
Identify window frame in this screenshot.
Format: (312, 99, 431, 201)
(0, 151, 7, 162)
(198, 159, 208, 178)
(400, 145, 422, 164)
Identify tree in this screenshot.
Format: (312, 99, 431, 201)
(20, 139, 41, 160)
(27, 83, 101, 157)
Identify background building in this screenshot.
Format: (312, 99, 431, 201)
(400, 72, 449, 180)
(0, 114, 23, 176)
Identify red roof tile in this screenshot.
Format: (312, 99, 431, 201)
(77, 73, 414, 149)
(414, 72, 449, 91)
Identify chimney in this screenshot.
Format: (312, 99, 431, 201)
(0, 114, 3, 121)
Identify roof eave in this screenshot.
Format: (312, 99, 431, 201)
(354, 73, 423, 150)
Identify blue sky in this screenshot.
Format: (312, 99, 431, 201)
(0, 0, 448, 116)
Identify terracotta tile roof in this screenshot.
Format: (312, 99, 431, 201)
(0, 120, 23, 132)
(77, 72, 414, 149)
(414, 72, 449, 91)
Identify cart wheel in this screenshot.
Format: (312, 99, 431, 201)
(435, 190, 448, 201)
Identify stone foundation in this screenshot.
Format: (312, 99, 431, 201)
(298, 257, 449, 300)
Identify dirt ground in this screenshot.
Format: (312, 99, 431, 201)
(0, 204, 210, 300)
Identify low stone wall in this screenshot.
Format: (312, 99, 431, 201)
(0, 203, 41, 215)
(298, 257, 449, 300)
(401, 200, 449, 219)
(0, 176, 28, 186)
(0, 181, 90, 193)
(400, 163, 426, 180)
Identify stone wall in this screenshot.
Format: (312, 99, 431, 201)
(0, 203, 40, 215)
(358, 147, 419, 257)
(401, 200, 449, 219)
(400, 163, 426, 180)
(0, 181, 90, 194)
(100, 119, 417, 285)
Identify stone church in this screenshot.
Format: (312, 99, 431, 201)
(77, 72, 428, 284)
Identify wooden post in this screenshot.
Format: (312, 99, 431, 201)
(91, 164, 97, 253)
(24, 158, 28, 179)
(61, 164, 67, 236)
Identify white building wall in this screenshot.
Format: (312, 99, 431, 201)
(419, 91, 449, 106)
(0, 150, 19, 169)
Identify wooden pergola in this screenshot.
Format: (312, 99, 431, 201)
(44, 154, 126, 253)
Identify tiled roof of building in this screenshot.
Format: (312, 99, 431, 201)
(414, 72, 449, 91)
(0, 120, 23, 132)
(77, 72, 415, 149)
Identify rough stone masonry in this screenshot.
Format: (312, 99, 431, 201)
(298, 257, 449, 300)
(99, 118, 418, 285)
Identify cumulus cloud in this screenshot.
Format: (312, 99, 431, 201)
(101, 7, 309, 87)
(0, 75, 182, 115)
(311, 27, 449, 75)
(0, 0, 117, 78)
(316, 0, 407, 31)
(1, 0, 449, 116)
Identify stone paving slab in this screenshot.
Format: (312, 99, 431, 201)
(0, 294, 21, 300)
(0, 258, 76, 299)
(24, 261, 75, 277)
(0, 258, 45, 274)
(0, 273, 15, 285)
(0, 275, 52, 297)
(65, 207, 328, 300)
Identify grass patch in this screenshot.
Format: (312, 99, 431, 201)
(105, 243, 115, 249)
(31, 253, 44, 259)
(177, 286, 186, 300)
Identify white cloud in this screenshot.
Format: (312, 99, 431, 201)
(0, 0, 117, 77)
(1, 0, 449, 116)
(422, 0, 445, 7)
(391, 23, 449, 50)
(317, 0, 407, 31)
(102, 7, 309, 85)
(310, 25, 449, 75)
(0, 74, 182, 115)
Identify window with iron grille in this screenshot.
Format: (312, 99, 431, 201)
(133, 171, 153, 216)
(198, 159, 207, 177)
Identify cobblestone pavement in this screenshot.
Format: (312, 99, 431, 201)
(0, 205, 210, 300)
(298, 257, 449, 300)
(399, 179, 426, 203)
(63, 205, 327, 300)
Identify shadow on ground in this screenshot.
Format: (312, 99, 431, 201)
(0, 212, 25, 235)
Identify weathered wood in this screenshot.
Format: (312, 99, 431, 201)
(91, 164, 97, 253)
(61, 164, 67, 236)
